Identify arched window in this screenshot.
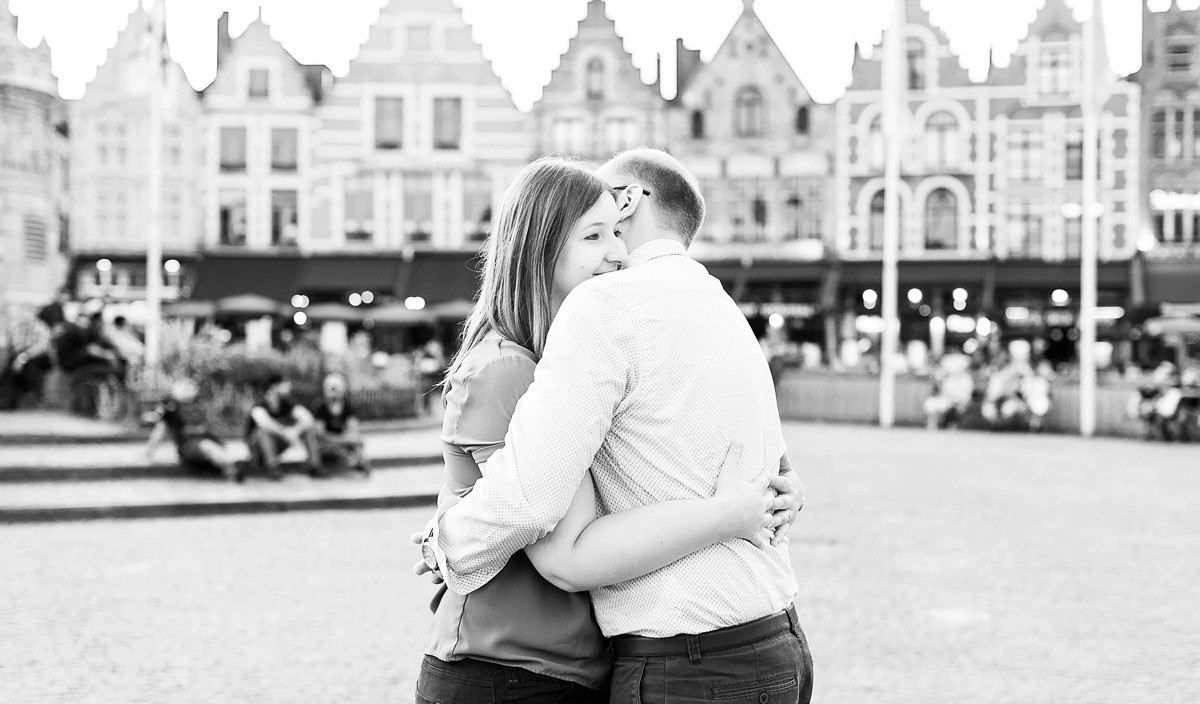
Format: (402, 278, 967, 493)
(924, 188, 957, 250)
(735, 86, 764, 137)
(691, 110, 705, 139)
(795, 106, 810, 136)
(925, 111, 958, 166)
(906, 37, 926, 91)
(869, 115, 885, 168)
(870, 191, 887, 250)
(586, 58, 605, 99)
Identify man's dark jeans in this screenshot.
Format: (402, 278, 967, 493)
(415, 655, 608, 704)
(610, 626, 814, 703)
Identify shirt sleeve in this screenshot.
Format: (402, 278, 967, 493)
(433, 282, 632, 595)
(444, 354, 536, 468)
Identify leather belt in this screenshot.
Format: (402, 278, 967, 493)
(611, 604, 799, 660)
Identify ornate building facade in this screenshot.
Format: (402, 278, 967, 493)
(68, 6, 204, 304)
(836, 0, 1140, 364)
(533, 0, 664, 162)
(668, 0, 835, 349)
(0, 5, 67, 341)
(1138, 0, 1200, 313)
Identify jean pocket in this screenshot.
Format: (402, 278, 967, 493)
(611, 658, 647, 704)
(710, 672, 798, 702)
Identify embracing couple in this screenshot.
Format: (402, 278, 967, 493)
(413, 149, 814, 704)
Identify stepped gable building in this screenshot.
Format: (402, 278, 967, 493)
(667, 0, 835, 351)
(200, 12, 328, 252)
(68, 5, 205, 305)
(1137, 0, 1200, 315)
(835, 0, 1139, 365)
(534, 0, 664, 162)
(0, 4, 67, 339)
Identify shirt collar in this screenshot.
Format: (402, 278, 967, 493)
(628, 239, 687, 267)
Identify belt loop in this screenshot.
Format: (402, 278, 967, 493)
(685, 634, 702, 664)
(785, 604, 800, 637)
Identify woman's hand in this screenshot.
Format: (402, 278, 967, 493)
(712, 442, 775, 549)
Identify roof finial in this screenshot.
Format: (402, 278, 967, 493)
(743, 0, 755, 11)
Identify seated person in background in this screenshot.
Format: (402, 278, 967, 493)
(309, 372, 370, 476)
(146, 378, 242, 483)
(244, 374, 317, 480)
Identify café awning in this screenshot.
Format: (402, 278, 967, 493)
(298, 256, 405, 297)
(397, 251, 481, 304)
(190, 254, 306, 302)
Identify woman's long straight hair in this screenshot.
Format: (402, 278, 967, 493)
(446, 157, 611, 381)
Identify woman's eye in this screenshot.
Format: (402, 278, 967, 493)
(584, 232, 600, 241)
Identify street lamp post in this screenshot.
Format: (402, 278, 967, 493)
(144, 0, 167, 378)
(879, 0, 907, 428)
(1079, 0, 1102, 437)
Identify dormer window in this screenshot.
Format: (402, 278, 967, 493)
(734, 86, 764, 137)
(795, 106, 810, 136)
(1037, 44, 1072, 97)
(248, 69, 269, 98)
(906, 37, 926, 91)
(586, 58, 605, 99)
(1167, 39, 1193, 74)
(407, 24, 433, 52)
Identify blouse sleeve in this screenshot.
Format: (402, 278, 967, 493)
(444, 353, 536, 468)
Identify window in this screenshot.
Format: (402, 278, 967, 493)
(1167, 40, 1193, 74)
(1065, 136, 1083, 180)
(248, 69, 269, 98)
(727, 179, 750, 242)
(463, 172, 492, 242)
(271, 128, 298, 171)
(1064, 214, 1081, 258)
(795, 106, 810, 136)
(1193, 109, 1200, 158)
(925, 111, 958, 166)
(98, 145, 108, 167)
(23, 216, 47, 262)
(375, 98, 404, 150)
(783, 178, 823, 240)
(404, 172, 433, 243)
(924, 188, 956, 250)
(1008, 130, 1043, 183)
(906, 37, 926, 91)
(551, 118, 585, 154)
(406, 24, 433, 52)
(734, 86, 764, 137)
(219, 189, 247, 245)
(690, 111, 705, 139)
(586, 58, 605, 99)
(1038, 45, 1071, 97)
(605, 117, 638, 153)
(1170, 109, 1185, 159)
(1152, 109, 1167, 159)
(344, 173, 374, 242)
(271, 190, 298, 246)
(1008, 201, 1042, 257)
(750, 196, 768, 242)
(433, 98, 462, 150)
(868, 115, 885, 168)
(869, 191, 887, 250)
(219, 126, 247, 172)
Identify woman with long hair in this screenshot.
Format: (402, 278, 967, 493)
(416, 157, 780, 703)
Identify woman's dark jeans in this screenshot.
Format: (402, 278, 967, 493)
(415, 655, 608, 704)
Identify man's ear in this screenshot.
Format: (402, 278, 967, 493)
(616, 185, 645, 220)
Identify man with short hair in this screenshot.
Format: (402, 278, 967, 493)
(146, 378, 242, 483)
(245, 374, 318, 480)
(422, 148, 812, 702)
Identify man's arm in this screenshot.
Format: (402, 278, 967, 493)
(431, 283, 630, 595)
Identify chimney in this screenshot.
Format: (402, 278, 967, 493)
(216, 12, 233, 66)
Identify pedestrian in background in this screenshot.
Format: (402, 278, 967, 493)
(308, 372, 370, 476)
(244, 374, 318, 480)
(145, 378, 242, 482)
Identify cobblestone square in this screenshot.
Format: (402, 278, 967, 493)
(2, 422, 1198, 703)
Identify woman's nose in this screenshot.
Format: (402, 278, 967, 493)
(606, 238, 629, 267)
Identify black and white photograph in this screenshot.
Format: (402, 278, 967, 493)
(1, 0, 1198, 701)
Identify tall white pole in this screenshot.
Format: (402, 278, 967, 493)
(879, 0, 906, 428)
(1079, 0, 1100, 437)
(145, 0, 165, 376)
